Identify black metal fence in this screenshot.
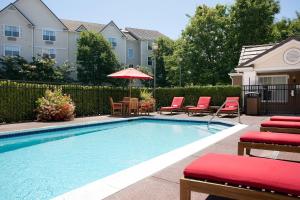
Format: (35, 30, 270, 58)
(243, 84, 300, 115)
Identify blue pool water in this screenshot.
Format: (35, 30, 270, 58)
(0, 118, 231, 200)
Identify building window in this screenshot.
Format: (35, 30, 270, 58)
(128, 48, 134, 59)
(148, 57, 153, 66)
(258, 75, 288, 103)
(5, 25, 20, 37)
(148, 42, 153, 50)
(43, 30, 56, 41)
(4, 46, 20, 57)
(43, 49, 56, 59)
(108, 38, 117, 49)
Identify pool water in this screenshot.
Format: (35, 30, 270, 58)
(0, 119, 231, 200)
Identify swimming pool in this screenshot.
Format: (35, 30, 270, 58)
(0, 118, 238, 200)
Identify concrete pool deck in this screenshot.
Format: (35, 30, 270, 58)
(1, 114, 300, 200)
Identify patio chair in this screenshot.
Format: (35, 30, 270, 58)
(218, 97, 240, 116)
(260, 120, 300, 134)
(128, 98, 139, 116)
(180, 153, 300, 200)
(109, 97, 123, 116)
(159, 97, 185, 114)
(238, 131, 300, 156)
(187, 97, 211, 116)
(271, 116, 300, 122)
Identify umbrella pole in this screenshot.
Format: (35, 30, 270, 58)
(129, 79, 132, 98)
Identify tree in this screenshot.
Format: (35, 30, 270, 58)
(272, 12, 300, 41)
(179, 5, 232, 85)
(77, 31, 119, 84)
(0, 55, 74, 82)
(153, 37, 174, 87)
(0, 56, 28, 80)
(230, 0, 280, 64)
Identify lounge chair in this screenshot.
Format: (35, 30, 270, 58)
(109, 97, 123, 116)
(238, 131, 300, 155)
(180, 153, 300, 200)
(159, 97, 185, 114)
(271, 116, 300, 122)
(260, 120, 300, 134)
(218, 97, 240, 116)
(187, 97, 211, 116)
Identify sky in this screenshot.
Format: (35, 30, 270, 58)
(0, 0, 300, 39)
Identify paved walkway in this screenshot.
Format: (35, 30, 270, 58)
(1, 114, 299, 200)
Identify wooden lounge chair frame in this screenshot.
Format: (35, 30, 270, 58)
(180, 177, 299, 200)
(261, 126, 300, 134)
(238, 141, 300, 156)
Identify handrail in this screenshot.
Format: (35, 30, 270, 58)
(207, 100, 241, 129)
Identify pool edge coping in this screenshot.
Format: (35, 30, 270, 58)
(0, 116, 236, 138)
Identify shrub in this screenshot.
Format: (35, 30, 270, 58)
(36, 89, 75, 121)
(0, 80, 241, 123)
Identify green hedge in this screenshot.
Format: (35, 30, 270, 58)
(0, 81, 241, 123)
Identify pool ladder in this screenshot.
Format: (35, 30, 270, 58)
(207, 100, 241, 129)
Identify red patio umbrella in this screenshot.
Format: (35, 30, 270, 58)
(107, 67, 153, 97)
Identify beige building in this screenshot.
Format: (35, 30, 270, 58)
(0, 0, 167, 68)
(229, 36, 300, 114)
(229, 37, 300, 86)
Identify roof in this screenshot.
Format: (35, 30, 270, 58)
(122, 30, 137, 41)
(238, 43, 276, 66)
(238, 36, 300, 68)
(0, 3, 34, 26)
(100, 21, 126, 37)
(61, 19, 105, 32)
(125, 27, 167, 40)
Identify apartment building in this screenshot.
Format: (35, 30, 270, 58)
(0, 0, 167, 68)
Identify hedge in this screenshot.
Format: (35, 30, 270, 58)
(0, 81, 241, 123)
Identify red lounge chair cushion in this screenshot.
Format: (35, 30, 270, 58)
(220, 107, 238, 111)
(240, 131, 300, 146)
(196, 97, 211, 109)
(224, 97, 239, 108)
(160, 97, 184, 111)
(184, 153, 300, 196)
(261, 120, 300, 129)
(188, 106, 208, 111)
(171, 97, 184, 108)
(160, 106, 179, 111)
(271, 116, 300, 122)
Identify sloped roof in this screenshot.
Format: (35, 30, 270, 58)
(238, 43, 276, 66)
(0, 3, 34, 26)
(61, 19, 105, 32)
(237, 36, 300, 68)
(125, 27, 167, 40)
(122, 30, 137, 41)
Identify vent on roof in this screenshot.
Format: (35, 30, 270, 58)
(284, 48, 300, 65)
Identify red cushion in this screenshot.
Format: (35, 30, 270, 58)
(160, 106, 179, 111)
(240, 131, 300, 146)
(220, 107, 237, 111)
(224, 97, 239, 108)
(184, 153, 300, 196)
(196, 97, 211, 109)
(261, 120, 300, 129)
(271, 116, 300, 122)
(171, 97, 184, 108)
(188, 106, 208, 111)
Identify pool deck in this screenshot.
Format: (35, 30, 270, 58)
(1, 114, 300, 200)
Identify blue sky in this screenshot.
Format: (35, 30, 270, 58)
(1, 0, 299, 39)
